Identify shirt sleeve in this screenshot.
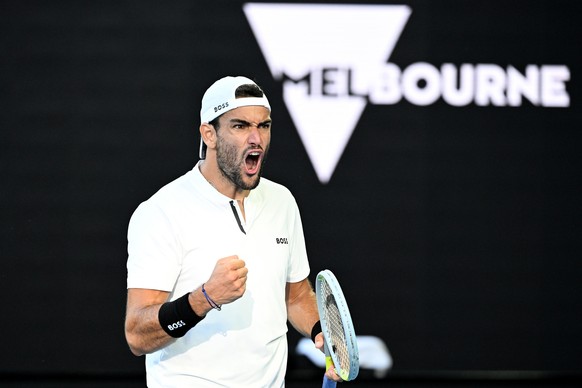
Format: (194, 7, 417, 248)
(126, 201, 182, 292)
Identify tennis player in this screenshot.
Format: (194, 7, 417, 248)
(124, 76, 342, 387)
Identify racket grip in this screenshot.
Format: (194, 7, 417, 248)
(322, 375, 337, 388)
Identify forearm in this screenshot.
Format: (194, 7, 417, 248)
(125, 288, 213, 356)
(125, 303, 175, 356)
(286, 279, 320, 338)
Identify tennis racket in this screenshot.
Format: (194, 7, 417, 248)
(315, 269, 359, 387)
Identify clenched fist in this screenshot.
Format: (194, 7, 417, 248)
(203, 256, 248, 306)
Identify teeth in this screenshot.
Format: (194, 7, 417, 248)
(249, 152, 260, 156)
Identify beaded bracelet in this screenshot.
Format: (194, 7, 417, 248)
(202, 283, 222, 311)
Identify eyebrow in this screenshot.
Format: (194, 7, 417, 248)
(229, 118, 272, 126)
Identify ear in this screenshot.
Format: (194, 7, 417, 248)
(199, 123, 217, 151)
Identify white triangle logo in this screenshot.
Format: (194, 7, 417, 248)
(244, 3, 411, 183)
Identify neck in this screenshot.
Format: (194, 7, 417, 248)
(198, 160, 250, 201)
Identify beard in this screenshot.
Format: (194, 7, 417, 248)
(216, 136, 268, 191)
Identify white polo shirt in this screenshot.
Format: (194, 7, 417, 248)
(127, 162, 310, 388)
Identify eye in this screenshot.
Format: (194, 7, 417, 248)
(231, 121, 248, 130)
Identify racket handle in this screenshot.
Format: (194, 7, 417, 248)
(322, 352, 337, 387)
(322, 375, 337, 388)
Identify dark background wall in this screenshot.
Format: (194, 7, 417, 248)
(1, 0, 581, 386)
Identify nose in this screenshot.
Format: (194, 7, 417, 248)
(247, 125, 261, 146)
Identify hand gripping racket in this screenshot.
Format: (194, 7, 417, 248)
(315, 269, 359, 387)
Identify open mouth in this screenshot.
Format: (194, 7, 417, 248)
(245, 150, 262, 175)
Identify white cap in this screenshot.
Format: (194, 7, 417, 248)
(199, 76, 270, 159)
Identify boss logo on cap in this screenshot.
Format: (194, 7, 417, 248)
(214, 102, 229, 113)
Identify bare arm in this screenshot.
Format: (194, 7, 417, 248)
(286, 278, 320, 339)
(125, 288, 172, 356)
(124, 287, 212, 356)
(125, 256, 248, 356)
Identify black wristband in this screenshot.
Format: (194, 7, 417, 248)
(158, 293, 203, 338)
(310, 320, 322, 343)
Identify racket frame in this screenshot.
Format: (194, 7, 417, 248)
(315, 269, 359, 381)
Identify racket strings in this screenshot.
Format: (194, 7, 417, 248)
(322, 281, 351, 375)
